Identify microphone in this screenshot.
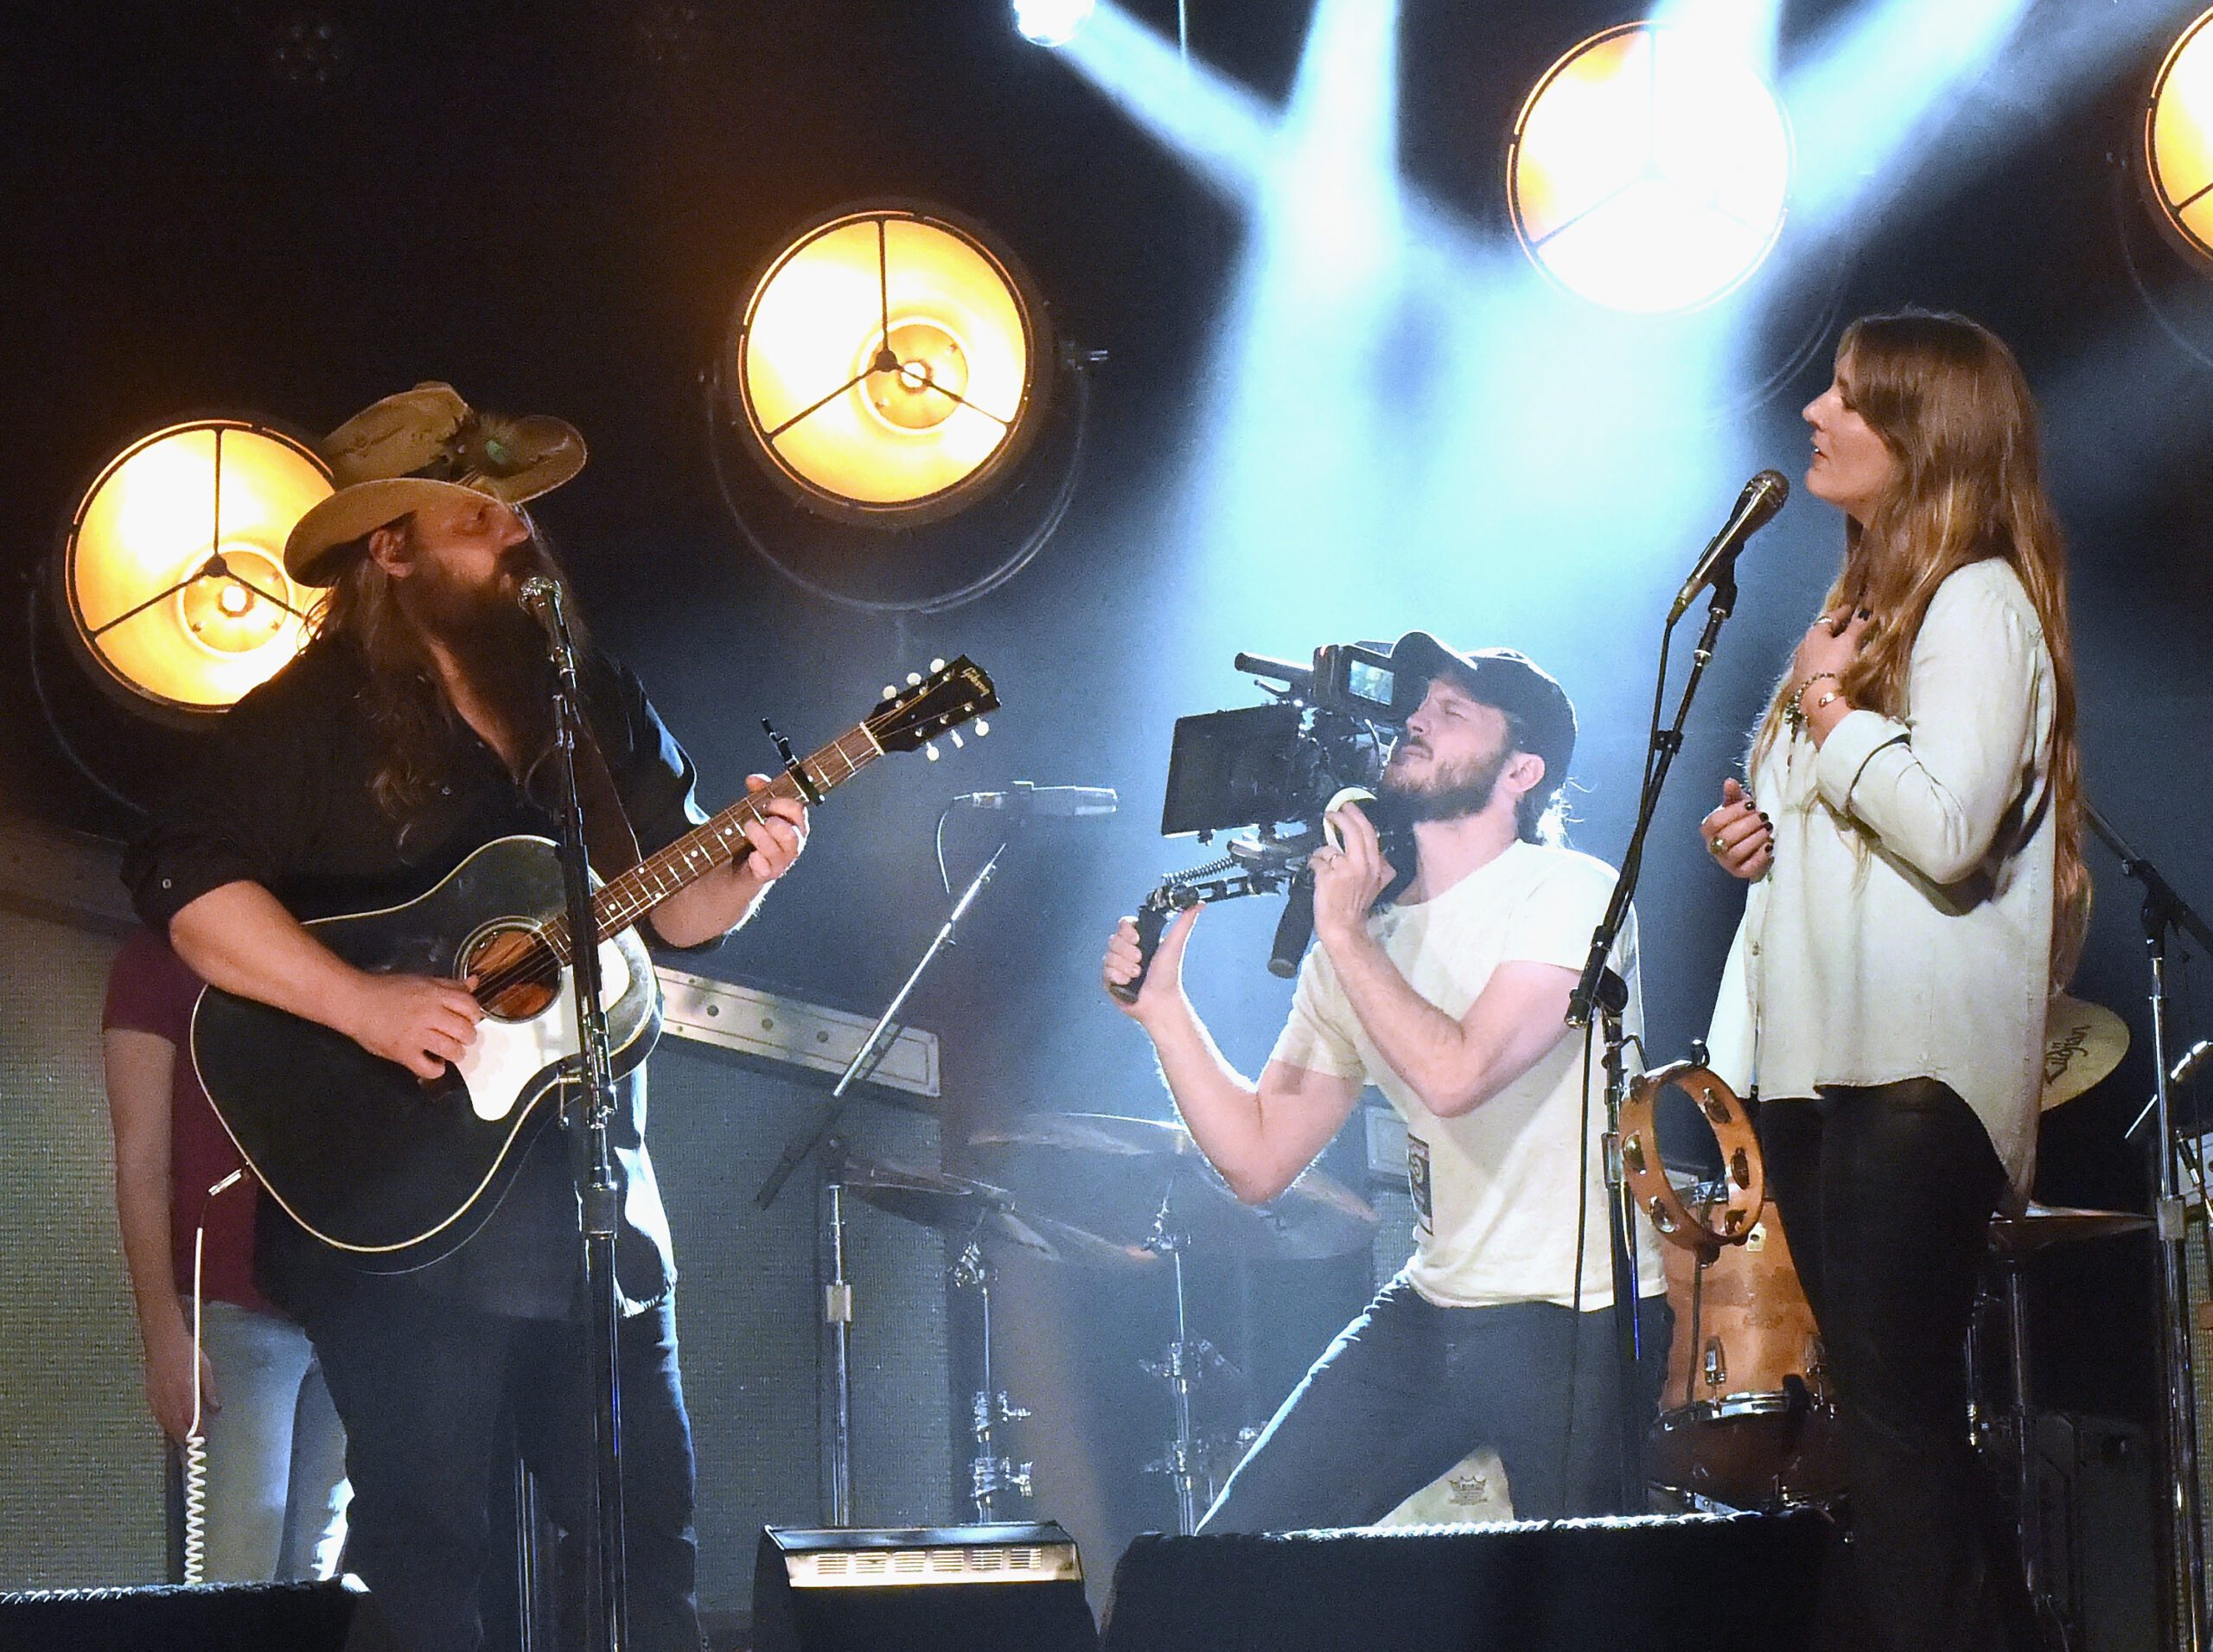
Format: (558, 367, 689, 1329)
(1668, 470, 1790, 622)
(518, 575, 564, 634)
(955, 781, 1118, 818)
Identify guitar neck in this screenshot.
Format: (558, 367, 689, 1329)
(541, 724, 883, 960)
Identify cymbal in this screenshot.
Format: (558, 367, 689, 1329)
(2043, 995, 2129, 1111)
(839, 1158, 1156, 1270)
(968, 1112, 1378, 1262)
(1987, 1202, 2152, 1254)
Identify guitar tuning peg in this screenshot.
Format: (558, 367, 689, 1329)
(925, 743, 941, 762)
(907, 671, 923, 686)
(883, 685, 897, 700)
(930, 657, 947, 673)
(949, 730, 965, 749)
(973, 719, 990, 737)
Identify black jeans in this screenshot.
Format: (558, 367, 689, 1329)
(1197, 1274, 1670, 1533)
(1759, 1080, 2008, 1652)
(298, 1287, 700, 1652)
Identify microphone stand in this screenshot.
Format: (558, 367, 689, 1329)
(2088, 802, 2210, 1652)
(755, 826, 1014, 1527)
(532, 584, 628, 1652)
(1567, 565, 1740, 1512)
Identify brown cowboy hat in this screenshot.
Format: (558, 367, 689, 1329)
(283, 381, 586, 585)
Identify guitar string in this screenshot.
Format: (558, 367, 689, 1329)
(462, 695, 973, 1007)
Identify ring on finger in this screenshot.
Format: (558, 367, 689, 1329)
(1709, 834, 1727, 854)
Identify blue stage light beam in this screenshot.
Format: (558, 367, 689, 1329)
(1780, 0, 2036, 239)
(1048, 1, 1277, 202)
(1648, 0, 1786, 76)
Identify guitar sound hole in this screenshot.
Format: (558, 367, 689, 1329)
(462, 926, 560, 1021)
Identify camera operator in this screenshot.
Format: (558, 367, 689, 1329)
(1100, 634, 1667, 1528)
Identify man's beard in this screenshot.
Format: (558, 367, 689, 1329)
(1381, 737, 1515, 824)
(402, 537, 571, 769)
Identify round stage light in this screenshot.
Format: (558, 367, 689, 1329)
(1508, 22, 1791, 315)
(725, 204, 1051, 527)
(60, 419, 328, 723)
(1013, 0, 1094, 48)
(2145, 9, 2213, 268)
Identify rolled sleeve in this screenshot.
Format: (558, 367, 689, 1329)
(122, 676, 324, 934)
(1811, 564, 2044, 888)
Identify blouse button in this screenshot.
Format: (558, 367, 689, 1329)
(160, 877, 172, 889)
(441, 786, 453, 796)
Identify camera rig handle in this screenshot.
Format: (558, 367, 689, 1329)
(1107, 855, 1298, 1005)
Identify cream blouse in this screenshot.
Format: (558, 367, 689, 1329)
(1706, 557, 2057, 1199)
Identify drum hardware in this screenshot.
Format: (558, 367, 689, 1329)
(2087, 800, 2211, 1652)
(968, 1113, 1377, 1532)
(1647, 1178, 1841, 1512)
(1972, 1204, 2152, 1651)
(966, 1113, 1377, 1261)
(1135, 1222, 1244, 1535)
(951, 1243, 1034, 1522)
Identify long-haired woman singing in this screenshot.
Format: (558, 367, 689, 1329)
(1700, 310, 2087, 1652)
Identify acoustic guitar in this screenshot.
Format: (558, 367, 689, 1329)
(190, 658, 996, 1272)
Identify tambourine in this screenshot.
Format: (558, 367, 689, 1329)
(1619, 1060, 1765, 1263)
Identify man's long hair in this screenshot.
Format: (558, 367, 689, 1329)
(1752, 310, 2089, 984)
(306, 508, 577, 822)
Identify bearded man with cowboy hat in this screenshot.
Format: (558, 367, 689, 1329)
(127, 382, 809, 1652)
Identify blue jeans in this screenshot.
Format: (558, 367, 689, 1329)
(297, 1288, 699, 1652)
(185, 1301, 349, 1582)
(1199, 1274, 1670, 1532)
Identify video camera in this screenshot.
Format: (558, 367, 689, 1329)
(1110, 644, 1419, 1000)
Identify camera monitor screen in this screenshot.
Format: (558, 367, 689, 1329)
(1159, 703, 1304, 837)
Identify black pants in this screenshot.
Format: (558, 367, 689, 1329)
(1197, 1274, 1670, 1533)
(1759, 1080, 2008, 1652)
(297, 1287, 700, 1652)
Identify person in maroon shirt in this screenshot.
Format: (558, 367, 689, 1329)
(104, 925, 348, 1581)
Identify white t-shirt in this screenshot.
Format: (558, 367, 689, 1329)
(1268, 839, 1668, 1311)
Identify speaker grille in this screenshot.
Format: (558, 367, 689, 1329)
(0, 911, 163, 1587)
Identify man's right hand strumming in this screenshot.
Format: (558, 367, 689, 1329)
(1101, 905, 1201, 1025)
(341, 972, 485, 1081)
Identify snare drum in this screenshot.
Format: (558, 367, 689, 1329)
(1648, 1184, 1843, 1509)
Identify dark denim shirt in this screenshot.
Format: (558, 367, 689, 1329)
(124, 635, 712, 1319)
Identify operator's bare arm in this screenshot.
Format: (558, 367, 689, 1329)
(1102, 908, 1363, 1204)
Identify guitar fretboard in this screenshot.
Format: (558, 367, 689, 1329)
(539, 724, 883, 963)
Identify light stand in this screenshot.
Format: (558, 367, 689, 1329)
(1567, 568, 1741, 1511)
(2088, 802, 2210, 1652)
(526, 578, 628, 1652)
(756, 832, 1013, 1525)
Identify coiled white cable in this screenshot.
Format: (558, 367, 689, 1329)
(181, 1170, 244, 1585)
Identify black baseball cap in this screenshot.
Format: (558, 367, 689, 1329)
(1387, 631, 1577, 790)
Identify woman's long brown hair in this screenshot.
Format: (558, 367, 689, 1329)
(1754, 310, 2089, 985)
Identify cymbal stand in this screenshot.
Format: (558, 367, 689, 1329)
(2089, 802, 2210, 1652)
(1139, 1205, 1220, 1534)
(1986, 1246, 2074, 1648)
(952, 1243, 1032, 1521)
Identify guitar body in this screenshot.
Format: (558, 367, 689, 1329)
(190, 835, 660, 1272)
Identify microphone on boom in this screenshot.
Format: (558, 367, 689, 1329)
(1668, 470, 1790, 622)
(954, 781, 1119, 819)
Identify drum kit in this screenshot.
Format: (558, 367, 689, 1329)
(838, 1113, 1378, 1534)
(837, 993, 2143, 1566)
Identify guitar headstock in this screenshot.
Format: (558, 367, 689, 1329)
(871, 657, 999, 757)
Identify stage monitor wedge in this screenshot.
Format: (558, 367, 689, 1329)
(754, 1523, 1097, 1652)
